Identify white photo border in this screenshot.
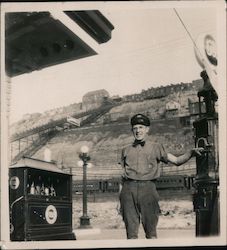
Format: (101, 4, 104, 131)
(1, 1, 226, 249)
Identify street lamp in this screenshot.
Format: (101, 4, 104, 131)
(78, 145, 91, 228)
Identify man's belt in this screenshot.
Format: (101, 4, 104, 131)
(122, 177, 157, 183)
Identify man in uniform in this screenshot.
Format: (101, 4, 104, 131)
(119, 113, 203, 239)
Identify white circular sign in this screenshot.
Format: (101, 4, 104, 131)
(9, 176, 20, 190)
(194, 33, 218, 93)
(204, 34, 217, 66)
(45, 205, 57, 224)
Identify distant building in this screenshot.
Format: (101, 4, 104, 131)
(166, 100, 181, 111)
(82, 89, 109, 111)
(111, 95, 122, 102)
(165, 100, 181, 118)
(139, 82, 200, 101)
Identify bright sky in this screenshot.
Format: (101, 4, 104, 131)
(9, 4, 217, 123)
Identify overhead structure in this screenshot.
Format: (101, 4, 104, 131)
(4, 9, 114, 243)
(5, 8, 115, 165)
(5, 10, 114, 77)
(64, 10, 114, 44)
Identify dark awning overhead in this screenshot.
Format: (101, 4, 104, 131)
(64, 10, 114, 44)
(5, 11, 114, 77)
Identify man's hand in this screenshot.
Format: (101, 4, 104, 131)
(191, 147, 206, 156)
(167, 147, 206, 166)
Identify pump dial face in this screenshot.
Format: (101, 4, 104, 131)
(45, 205, 57, 224)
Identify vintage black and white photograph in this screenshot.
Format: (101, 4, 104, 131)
(1, 1, 226, 249)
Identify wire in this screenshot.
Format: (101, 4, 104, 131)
(173, 8, 198, 49)
(173, 8, 214, 75)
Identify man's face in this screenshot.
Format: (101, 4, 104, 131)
(132, 124, 149, 141)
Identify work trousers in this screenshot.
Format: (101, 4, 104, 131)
(120, 180, 160, 239)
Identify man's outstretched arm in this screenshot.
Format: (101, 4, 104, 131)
(167, 148, 204, 166)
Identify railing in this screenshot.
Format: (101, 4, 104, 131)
(10, 103, 119, 162)
(10, 103, 117, 142)
(11, 129, 59, 163)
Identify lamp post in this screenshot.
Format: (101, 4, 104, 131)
(78, 146, 91, 228)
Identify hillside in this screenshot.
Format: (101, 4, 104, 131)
(10, 81, 203, 179)
(33, 120, 196, 180)
(10, 81, 202, 135)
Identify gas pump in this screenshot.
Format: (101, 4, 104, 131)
(192, 32, 220, 237)
(193, 70, 219, 236)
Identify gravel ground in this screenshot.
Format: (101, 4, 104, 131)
(73, 199, 195, 230)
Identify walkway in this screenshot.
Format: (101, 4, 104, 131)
(75, 228, 195, 240)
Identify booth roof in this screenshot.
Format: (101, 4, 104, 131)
(10, 157, 70, 175)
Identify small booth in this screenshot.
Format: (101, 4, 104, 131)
(9, 157, 76, 241)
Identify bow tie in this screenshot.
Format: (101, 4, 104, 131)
(133, 140, 146, 147)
